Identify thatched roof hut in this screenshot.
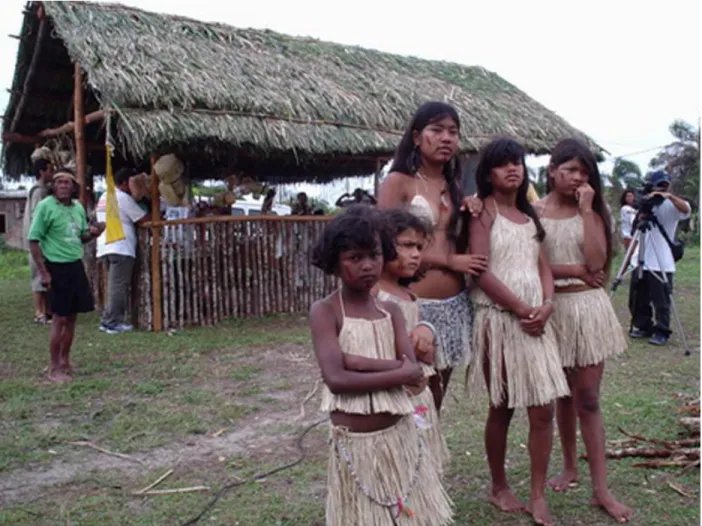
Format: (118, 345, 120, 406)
(2, 1, 600, 182)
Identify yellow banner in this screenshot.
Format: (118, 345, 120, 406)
(105, 144, 126, 244)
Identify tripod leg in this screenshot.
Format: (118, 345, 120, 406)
(648, 240, 692, 356)
(668, 297, 692, 355)
(610, 231, 640, 298)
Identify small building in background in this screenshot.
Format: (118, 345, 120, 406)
(0, 190, 27, 249)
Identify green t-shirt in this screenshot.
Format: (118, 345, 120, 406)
(28, 196, 88, 263)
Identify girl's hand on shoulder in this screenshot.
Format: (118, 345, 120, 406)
(460, 195, 483, 217)
(449, 254, 489, 275)
(410, 326, 435, 365)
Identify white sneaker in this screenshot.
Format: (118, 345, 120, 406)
(118, 323, 134, 332)
(99, 323, 121, 335)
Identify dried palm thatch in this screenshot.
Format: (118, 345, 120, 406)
(2, 1, 601, 181)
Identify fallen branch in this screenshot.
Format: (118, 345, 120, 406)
(618, 427, 700, 449)
(67, 441, 145, 465)
(133, 469, 174, 495)
(679, 417, 700, 436)
(605, 447, 698, 460)
(140, 486, 209, 496)
(633, 460, 696, 468)
(678, 404, 701, 417)
(675, 459, 701, 477)
(584, 447, 699, 461)
(666, 480, 694, 498)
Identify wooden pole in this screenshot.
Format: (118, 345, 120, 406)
(73, 62, 87, 206)
(373, 158, 382, 198)
(150, 156, 163, 332)
(9, 17, 47, 132)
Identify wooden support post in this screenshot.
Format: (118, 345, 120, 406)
(373, 158, 383, 198)
(73, 62, 87, 206)
(150, 156, 163, 332)
(9, 17, 47, 133)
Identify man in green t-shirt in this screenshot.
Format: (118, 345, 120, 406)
(28, 169, 105, 383)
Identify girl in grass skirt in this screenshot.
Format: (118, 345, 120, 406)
(467, 137, 569, 526)
(310, 206, 453, 525)
(375, 207, 450, 475)
(536, 138, 632, 523)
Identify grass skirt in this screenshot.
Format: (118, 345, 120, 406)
(551, 288, 627, 368)
(468, 306, 570, 408)
(412, 387, 450, 475)
(326, 415, 453, 525)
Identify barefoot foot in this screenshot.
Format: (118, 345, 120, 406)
(591, 493, 633, 523)
(46, 368, 72, 384)
(61, 363, 77, 375)
(528, 497, 553, 526)
(547, 469, 578, 492)
(490, 487, 525, 512)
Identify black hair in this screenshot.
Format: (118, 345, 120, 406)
(379, 208, 433, 246)
(547, 138, 613, 270)
(619, 188, 637, 208)
(311, 205, 395, 275)
(378, 208, 433, 286)
(474, 137, 545, 242)
(389, 101, 464, 248)
(114, 166, 136, 186)
(33, 158, 50, 178)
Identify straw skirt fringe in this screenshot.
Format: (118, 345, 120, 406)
(468, 307, 570, 409)
(413, 387, 450, 474)
(327, 415, 453, 526)
(552, 289, 627, 368)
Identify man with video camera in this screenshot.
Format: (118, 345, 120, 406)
(628, 171, 691, 345)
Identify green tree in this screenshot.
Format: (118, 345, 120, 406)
(610, 158, 643, 193)
(527, 166, 548, 196)
(649, 119, 700, 203)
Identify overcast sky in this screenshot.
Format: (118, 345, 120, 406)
(0, 0, 699, 200)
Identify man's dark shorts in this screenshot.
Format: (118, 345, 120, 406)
(45, 260, 95, 317)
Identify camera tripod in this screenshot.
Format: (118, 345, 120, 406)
(610, 216, 691, 355)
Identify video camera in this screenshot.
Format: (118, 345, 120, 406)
(636, 183, 666, 216)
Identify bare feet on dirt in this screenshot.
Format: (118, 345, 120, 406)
(46, 369, 72, 384)
(528, 496, 553, 526)
(490, 487, 525, 512)
(547, 469, 578, 492)
(592, 493, 633, 523)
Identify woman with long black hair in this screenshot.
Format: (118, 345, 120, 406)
(378, 101, 485, 412)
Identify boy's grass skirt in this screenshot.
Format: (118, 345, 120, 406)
(551, 288, 627, 369)
(327, 415, 453, 525)
(468, 306, 570, 408)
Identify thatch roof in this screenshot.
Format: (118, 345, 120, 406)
(2, 1, 601, 181)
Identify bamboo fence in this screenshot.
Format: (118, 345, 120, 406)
(87, 216, 336, 331)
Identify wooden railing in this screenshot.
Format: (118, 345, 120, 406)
(118, 216, 336, 331)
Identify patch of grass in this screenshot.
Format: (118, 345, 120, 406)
(0, 247, 29, 280)
(231, 365, 263, 382)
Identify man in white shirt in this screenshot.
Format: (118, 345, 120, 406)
(96, 167, 148, 333)
(23, 159, 54, 323)
(629, 171, 691, 345)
